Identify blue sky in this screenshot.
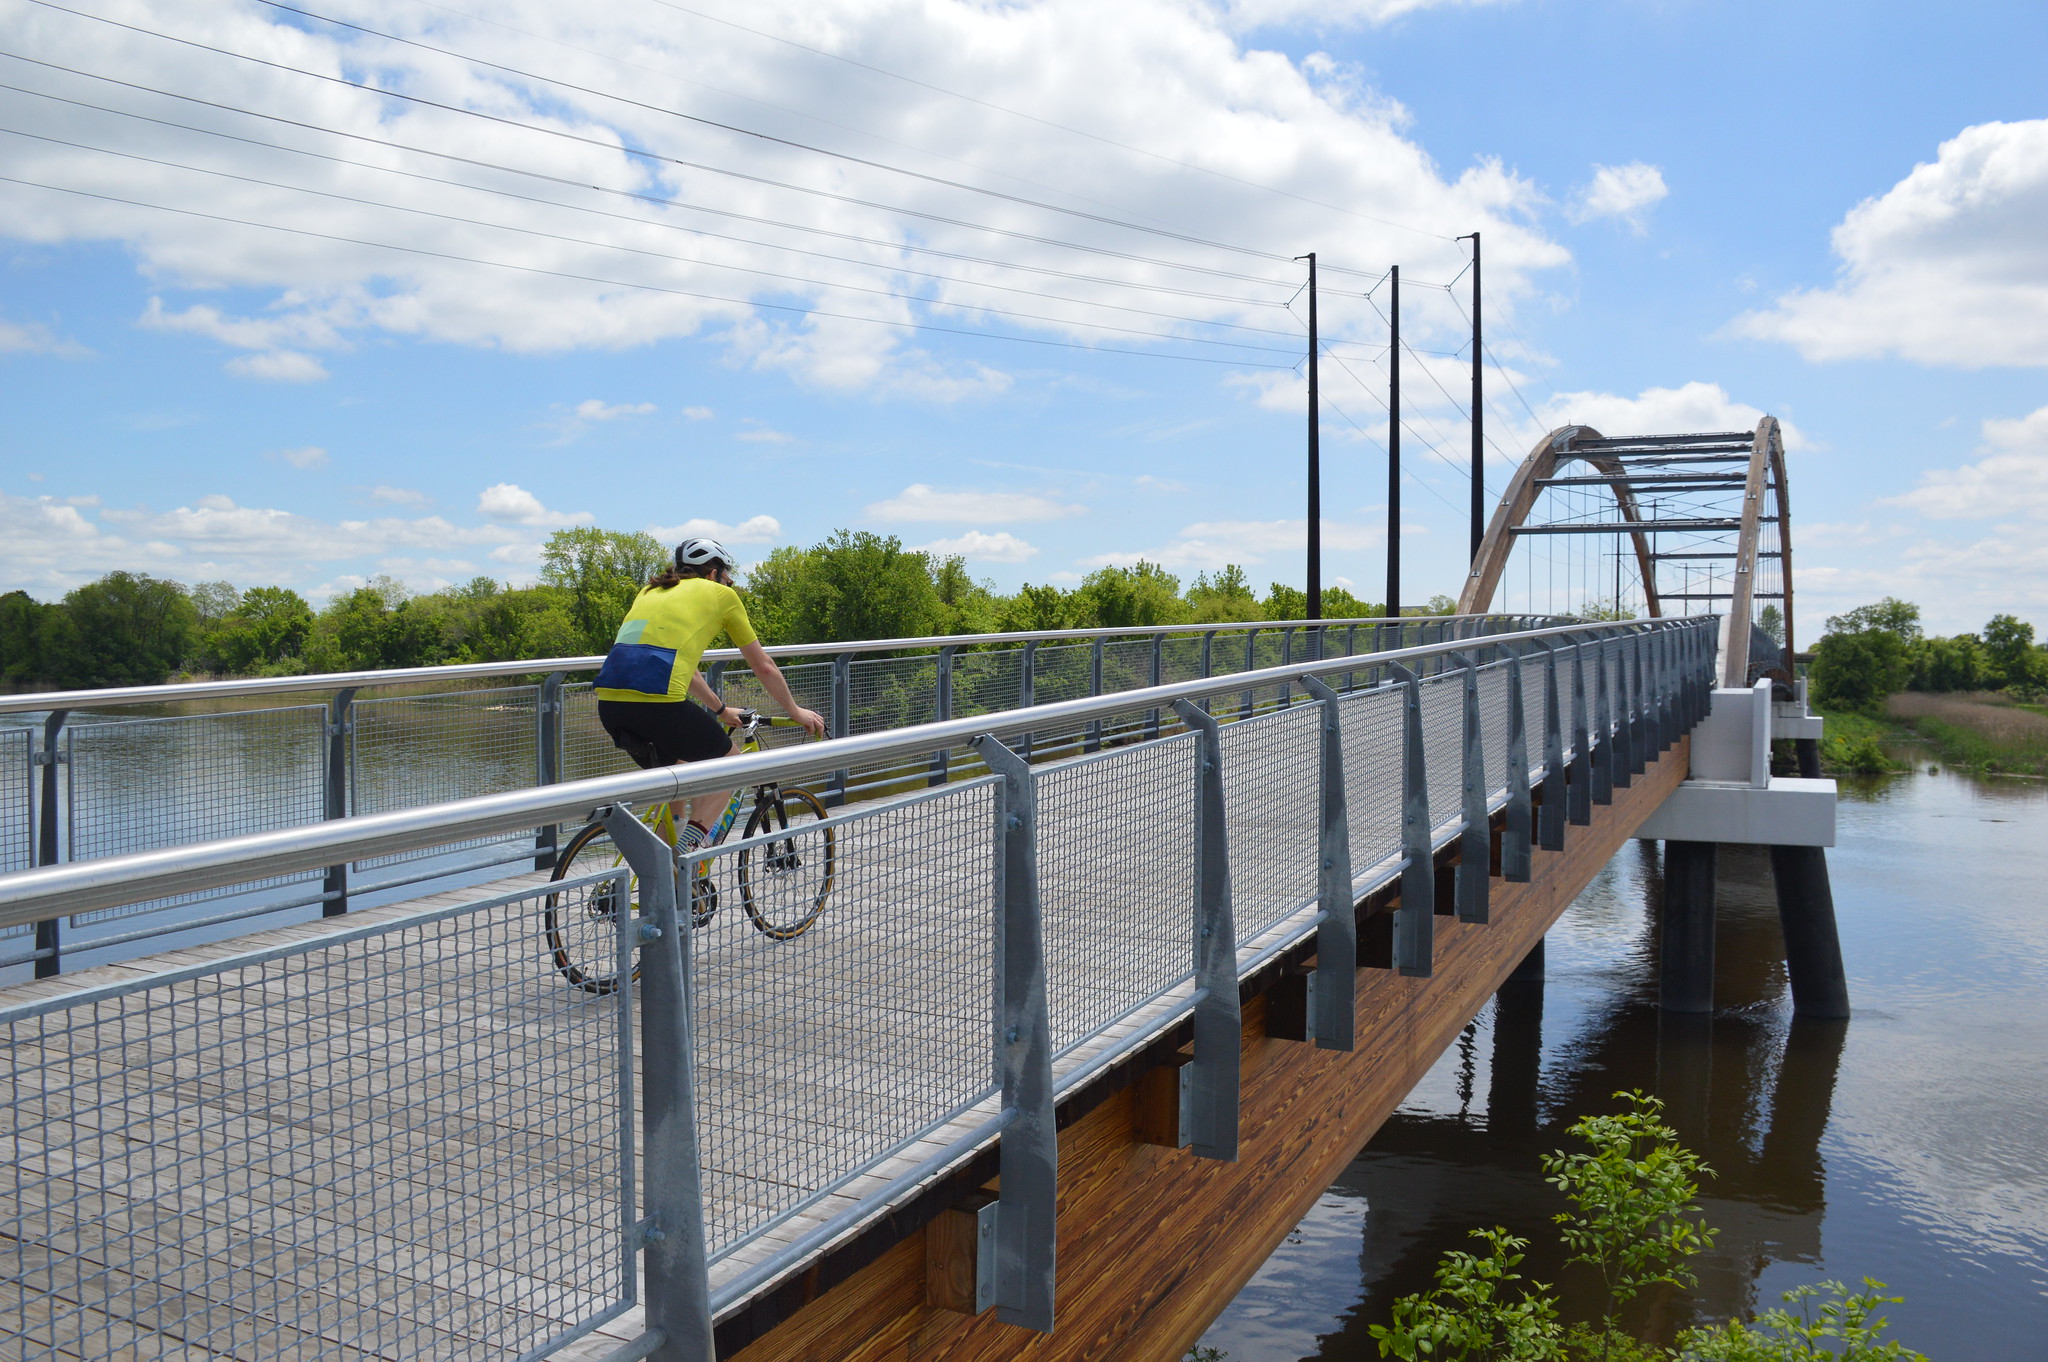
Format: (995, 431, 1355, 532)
(2, 0, 2044, 633)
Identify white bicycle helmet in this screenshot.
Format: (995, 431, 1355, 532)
(673, 536, 735, 572)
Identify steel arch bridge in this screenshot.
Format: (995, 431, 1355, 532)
(1456, 417, 1794, 690)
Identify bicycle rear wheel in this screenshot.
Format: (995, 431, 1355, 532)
(737, 786, 836, 941)
(545, 821, 640, 994)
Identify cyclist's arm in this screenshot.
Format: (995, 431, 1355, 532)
(686, 670, 727, 714)
(738, 640, 827, 737)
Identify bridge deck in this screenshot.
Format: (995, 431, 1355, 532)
(0, 760, 1335, 1362)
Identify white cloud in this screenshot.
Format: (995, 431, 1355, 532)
(476, 482, 595, 527)
(866, 484, 1085, 523)
(1570, 163, 1668, 230)
(267, 445, 329, 470)
(1220, 0, 1512, 29)
(575, 399, 657, 421)
(0, 1, 1567, 394)
(681, 406, 714, 421)
(1886, 404, 2048, 520)
(644, 514, 783, 544)
(1084, 517, 1380, 570)
(735, 423, 797, 444)
(0, 317, 90, 358)
(226, 351, 330, 382)
(915, 530, 1040, 562)
(1522, 381, 1806, 452)
(1734, 120, 2048, 367)
(368, 485, 429, 505)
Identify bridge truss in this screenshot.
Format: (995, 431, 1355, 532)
(1457, 418, 1795, 688)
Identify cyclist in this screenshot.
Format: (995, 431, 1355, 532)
(593, 536, 826, 851)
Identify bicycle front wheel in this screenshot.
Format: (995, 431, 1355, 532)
(545, 820, 641, 994)
(737, 786, 836, 941)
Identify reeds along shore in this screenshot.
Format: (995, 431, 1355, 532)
(1884, 691, 2048, 775)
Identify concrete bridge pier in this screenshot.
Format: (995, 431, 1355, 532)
(1659, 840, 1717, 1014)
(1769, 845, 1851, 1019)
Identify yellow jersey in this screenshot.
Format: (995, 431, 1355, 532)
(592, 579, 759, 702)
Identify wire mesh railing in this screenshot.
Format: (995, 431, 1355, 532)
(0, 870, 638, 1362)
(0, 615, 1719, 1360)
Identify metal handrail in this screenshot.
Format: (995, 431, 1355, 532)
(0, 614, 1440, 716)
(0, 617, 1706, 930)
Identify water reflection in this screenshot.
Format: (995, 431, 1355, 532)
(1200, 767, 2048, 1362)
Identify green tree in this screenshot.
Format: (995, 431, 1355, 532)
(1825, 598, 1921, 644)
(1810, 628, 1910, 711)
(1541, 1092, 1716, 1349)
(540, 527, 668, 651)
(932, 556, 1000, 636)
(1758, 604, 1785, 647)
(1908, 633, 1986, 693)
(1321, 585, 1379, 620)
(0, 590, 51, 684)
(306, 585, 396, 672)
(1264, 582, 1308, 621)
(1371, 1228, 1565, 1362)
(1074, 562, 1186, 629)
(42, 572, 198, 688)
(1000, 583, 1075, 633)
(1982, 613, 2044, 689)
(209, 586, 314, 674)
(1186, 565, 1262, 623)
(743, 530, 939, 644)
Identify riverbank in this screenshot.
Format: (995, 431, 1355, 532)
(1885, 691, 2048, 775)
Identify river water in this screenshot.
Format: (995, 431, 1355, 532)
(1198, 760, 2048, 1360)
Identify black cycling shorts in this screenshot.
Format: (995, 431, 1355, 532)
(597, 698, 733, 769)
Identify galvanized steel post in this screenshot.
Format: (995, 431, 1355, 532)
(1612, 635, 1636, 790)
(1280, 627, 1295, 709)
(1169, 700, 1244, 1149)
(602, 805, 717, 1362)
(1536, 644, 1565, 852)
(32, 709, 67, 977)
(1451, 653, 1490, 923)
(1387, 663, 1436, 976)
(1501, 653, 1533, 883)
(969, 735, 1059, 1331)
(930, 646, 957, 787)
(1567, 638, 1592, 828)
(1199, 630, 1215, 714)
(1297, 676, 1356, 1051)
(1019, 640, 1039, 760)
(534, 672, 565, 873)
(1086, 638, 1105, 752)
(323, 687, 356, 916)
(1146, 633, 1164, 740)
(1592, 637, 1615, 806)
(828, 652, 852, 806)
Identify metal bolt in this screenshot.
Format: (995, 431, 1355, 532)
(1004, 1025, 1020, 1044)
(1322, 857, 1334, 870)
(1005, 813, 1023, 830)
(638, 922, 663, 942)
(643, 1221, 666, 1243)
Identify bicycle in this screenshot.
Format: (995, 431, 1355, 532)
(544, 709, 837, 994)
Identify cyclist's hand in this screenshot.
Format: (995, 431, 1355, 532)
(789, 706, 827, 739)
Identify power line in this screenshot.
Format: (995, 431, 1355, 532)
(0, 92, 1311, 343)
(1318, 393, 1462, 516)
(20, 4, 1309, 289)
(0, 53, 1292, 307)
(0, 173, 1300, 367)
(251, 0, 1320, 267)
(0, 126, 1310, 355)
(632, 0, 1464, 245)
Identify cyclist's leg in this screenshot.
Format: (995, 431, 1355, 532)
(682, 728, 742, 834)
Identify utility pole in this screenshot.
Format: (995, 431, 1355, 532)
(1386, 265, 1401, 621)
(1459, 232, 1483, 562)
(1297, 252, 1321, 621)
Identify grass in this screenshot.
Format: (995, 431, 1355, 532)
(1884, 690, 2048, 775)
(1813, 707, 1901, 775)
